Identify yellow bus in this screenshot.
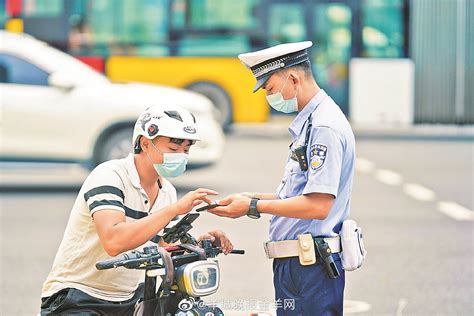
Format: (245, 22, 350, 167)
(1, 0, 408, 128)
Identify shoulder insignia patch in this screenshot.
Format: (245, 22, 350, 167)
(310, 144, 328, 170)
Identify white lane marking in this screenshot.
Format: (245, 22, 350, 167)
(438, 201, 474, 221)
(344, 300, 372, 314)
(355, 158, 375, 174)
(375, 169, 403, 186)
(364, 162, 471, 222)
(395, 298, 408, 316)
(403, 183, 436, 201)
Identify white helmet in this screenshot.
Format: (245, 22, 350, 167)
(132, 105, 200, 152)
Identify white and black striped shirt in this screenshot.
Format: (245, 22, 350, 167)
(42, 153, 178, 301)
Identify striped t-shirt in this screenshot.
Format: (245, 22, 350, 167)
(41, 153, 178, 301)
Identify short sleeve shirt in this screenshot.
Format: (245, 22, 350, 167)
(41, 153, 179, 301)
(269, 90, 356, 241)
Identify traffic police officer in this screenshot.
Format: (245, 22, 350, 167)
(208, 41, 356, 315)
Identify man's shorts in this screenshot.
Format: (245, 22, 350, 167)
(40, 284, 144, 315)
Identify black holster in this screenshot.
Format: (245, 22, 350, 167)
(314, 238, 340, 279)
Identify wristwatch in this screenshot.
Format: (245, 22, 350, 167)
(247, 198, 261, 219)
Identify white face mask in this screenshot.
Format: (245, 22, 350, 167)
(265, 75, 299, 113)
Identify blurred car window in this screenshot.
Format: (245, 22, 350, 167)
(0, 53, 49, 86)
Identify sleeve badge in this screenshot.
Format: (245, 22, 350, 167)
(310, 144, 328, 170)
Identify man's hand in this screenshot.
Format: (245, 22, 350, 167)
(175, 188, 218, 215)
(198, 230, 234, 255)
(208, 194, 251, 219)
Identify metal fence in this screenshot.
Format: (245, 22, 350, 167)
(411, 0, 473, 124)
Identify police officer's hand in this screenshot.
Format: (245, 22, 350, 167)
(175, 188, 218, 215)
(240, 192, 277, 200)
(198, 230, 234, 255)
(240, 192, 256, 198)
(208, 194, 251, 219)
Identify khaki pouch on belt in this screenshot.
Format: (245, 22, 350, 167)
(297, 233, 316, 266)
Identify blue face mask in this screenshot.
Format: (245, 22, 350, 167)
(266, 75, 299, 113)
(148, 141, 188, 178)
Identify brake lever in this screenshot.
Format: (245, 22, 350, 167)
(127, 256, 163, 269)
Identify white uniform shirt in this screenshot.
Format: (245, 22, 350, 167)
(270, 90, 356, 241)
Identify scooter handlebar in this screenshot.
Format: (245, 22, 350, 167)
(95, 246, 245, 271)
(96, 254, 128, 270)
(96, 251, 145, 270)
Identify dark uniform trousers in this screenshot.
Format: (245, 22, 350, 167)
(273, 254, 345, 316)
(40, 284, 144, 315)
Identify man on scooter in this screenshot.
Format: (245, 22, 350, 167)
(41, 105, 233, 315)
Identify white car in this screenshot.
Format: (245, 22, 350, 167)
(0, 31, 224, 168)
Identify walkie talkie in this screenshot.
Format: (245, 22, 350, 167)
(315, 238, 340, 279)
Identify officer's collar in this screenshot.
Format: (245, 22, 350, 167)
(288, 89, 327, 140)
(125, 153, 167, 192)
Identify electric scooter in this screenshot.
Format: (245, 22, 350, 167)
(96, 212, 245, 316)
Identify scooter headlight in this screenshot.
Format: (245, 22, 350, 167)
(176, 260, 219, 297)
